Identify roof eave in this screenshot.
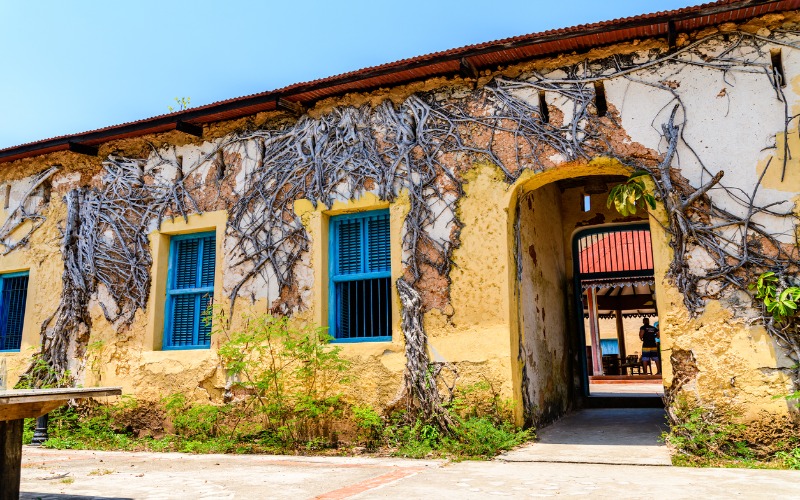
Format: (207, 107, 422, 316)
(1, 0, 796, 164)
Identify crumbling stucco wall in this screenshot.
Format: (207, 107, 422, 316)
(0, 12, 798, 430)
(517, 183, 571, 426)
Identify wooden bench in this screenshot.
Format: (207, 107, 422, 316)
(0, 387, 122, 500)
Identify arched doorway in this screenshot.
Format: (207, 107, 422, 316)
(573, 224, 662, 399)
(512, 171, 663, 427)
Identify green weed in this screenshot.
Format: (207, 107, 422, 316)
(32, 312, 531, 460)
(776, 447, 800, 469)
(664, 403, 748, 459)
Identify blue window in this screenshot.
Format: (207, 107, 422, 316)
(329, 211, 391, 342)
(164, 232, 215, 349)
(0, 272, 29, 352)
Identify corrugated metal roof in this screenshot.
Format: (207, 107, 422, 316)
(2, 0, 797, 163)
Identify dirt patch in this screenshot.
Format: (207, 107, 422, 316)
(742, 412, 800, 458)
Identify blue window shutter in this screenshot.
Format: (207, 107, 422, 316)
(367, 214, 390, 272)
(337, 282, 350, 339)
(198, 293, 213, 345)
(0, 274, 28, 351)
(329, 211, 391, 342)
(171, 295, 196, 346)
(175, 239, 199, 289)
(200, 236, 215, 287)
(165, 232, 215, 349)
(337, 219, 362, 274)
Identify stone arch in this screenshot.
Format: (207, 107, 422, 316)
(501, 158, 670, 426)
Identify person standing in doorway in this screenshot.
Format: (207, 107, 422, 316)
(639, 318, 661, 375)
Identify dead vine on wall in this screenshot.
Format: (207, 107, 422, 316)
(16, 30, 800, 416)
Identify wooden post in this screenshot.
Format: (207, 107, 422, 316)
(615, 308, 627, 360)
(0, 419, 23, 500)
(586, 287, 603, 376)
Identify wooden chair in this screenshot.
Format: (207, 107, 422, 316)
(622, 354, 642, 375)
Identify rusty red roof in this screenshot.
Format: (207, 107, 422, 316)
(1, 0, 797, 164)
(579, 230, 654, 275)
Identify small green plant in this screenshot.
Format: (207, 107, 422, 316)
(750, 271, 800, 323)
(168, 96, 191, 112)
(380, 379, 531, 460)
(352, 405, 383, 448)
(163, 393, 229, 440)
(216, 310, 350, 444)
(607, 171, 657, 216)
(86, 339, 106, 382)
(776, 447, 800, 469)
(664, 398, 750, 461)
(15, 352, 71, 389)
(88, 468, 114, 476)
(444, 416, 531, 459)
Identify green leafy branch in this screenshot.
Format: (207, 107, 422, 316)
(168, 96, 191, 112)
(750, 271, 800, 323)
(606, 171, 657, 216)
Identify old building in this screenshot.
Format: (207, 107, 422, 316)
(0, 0, 798, 432)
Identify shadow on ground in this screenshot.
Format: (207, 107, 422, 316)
(22, 494, 132, 500)
(500, 408, 671, 465)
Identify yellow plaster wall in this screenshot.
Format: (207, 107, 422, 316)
(78, 211, 230, 402)
(293, 192, 407, 406)
(1, 19, 797, 430)
(0, 198, 65, 386)
(758, 74, 800, 193)
(644, 184, 795, 420)
(441, 164, 514, 399)
(293, 173, 519, 409)
(1, 157, 789, 429)
(517, 183, 571, 424)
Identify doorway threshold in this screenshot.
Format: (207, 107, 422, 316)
(582, 395, 663, 409)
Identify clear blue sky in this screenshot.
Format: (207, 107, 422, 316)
(0, 1, 695, 149)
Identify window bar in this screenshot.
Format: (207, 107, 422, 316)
(379, 277, 384, 337)
(355, 280, 359, 338)
(363, 279, 368, 338)
(343, 282, 349, 338)
(341, 283, 345, 339)
(581, 236, 591, 272)
(621, 232, 628, 271)
(635, 231, 643, 269)
(368, 278, 373, 337)
(355, 280, 361, 338)
(361, 279, 366, 338)
(611, 233, 619, 272)
(385, 278, 390, 337)
(629, 231, 636, 270)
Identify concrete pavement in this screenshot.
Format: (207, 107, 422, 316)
(18, 447, 800, 499)
(17, 408, 800, 499)
(501, 408, 671, 465)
